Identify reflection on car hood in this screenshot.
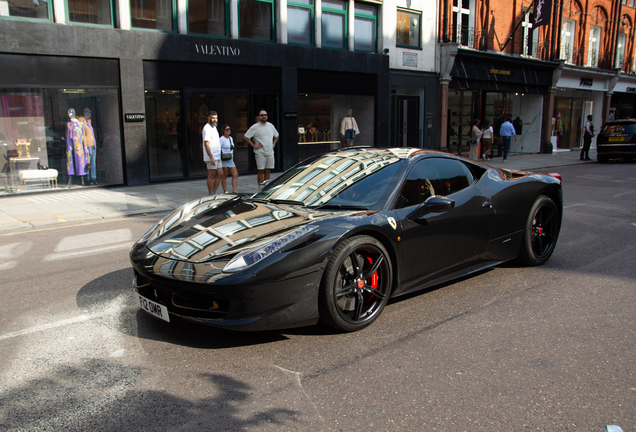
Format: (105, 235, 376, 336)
(144, 194, 347, 263)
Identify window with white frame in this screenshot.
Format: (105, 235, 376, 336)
(396, 9, 421, 48)
(587, 25, 601, 67)
(322, 0, 347, 49)
(615, 33, 626, 68)
(560, 19, 576, 63)
(288, 0, 313, 45)
(239, 0, 275, 41)
(354, 3, 377, 52)
(131, 0, 175, 30)
(188, 0, 227, 35)
(452, 0, 471, 47)
(522, 10, 539, 57)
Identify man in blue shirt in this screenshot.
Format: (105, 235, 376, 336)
(499, 115, 517, 162)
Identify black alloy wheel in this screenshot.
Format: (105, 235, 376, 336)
(517, 195, 560, 266)
(319, 235, 392, 332)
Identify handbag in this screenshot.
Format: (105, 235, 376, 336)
(221, 137, 233, 161)
(467, 138, 478, 144)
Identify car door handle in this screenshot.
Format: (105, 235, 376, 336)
(482, 201, 493, 209)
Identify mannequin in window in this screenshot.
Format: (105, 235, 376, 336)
(81, 108, 98, 185)
(340, 109, 360, 148)
(66, 108, 89, 187)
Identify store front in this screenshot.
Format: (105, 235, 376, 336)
(553, 70, 610, 150)
(448, 52, 555, 156)
(0, 54, 124, 196)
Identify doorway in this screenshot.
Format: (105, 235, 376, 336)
(397, 96, 419, 147)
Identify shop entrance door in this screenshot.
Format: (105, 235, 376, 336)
(185, 91, 216, 179)
(145, 90, 184, 182)
(397, 96, 419, 147)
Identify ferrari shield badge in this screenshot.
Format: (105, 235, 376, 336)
(387, 217, 397, 230)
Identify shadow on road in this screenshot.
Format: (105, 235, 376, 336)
(0, 358, 296, 431)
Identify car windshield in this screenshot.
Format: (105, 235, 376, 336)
(601, 122, 636, 134)
(252, 149, 406, 210)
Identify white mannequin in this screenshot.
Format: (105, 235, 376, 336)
(340, 109, 360, 148)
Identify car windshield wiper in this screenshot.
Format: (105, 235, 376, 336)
(312, 204, 369, 210)
(269, 199, 306, 206)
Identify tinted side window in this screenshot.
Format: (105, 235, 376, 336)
(396, 158, 474, 209)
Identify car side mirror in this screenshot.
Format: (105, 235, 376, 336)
(407, 196, 455, 221)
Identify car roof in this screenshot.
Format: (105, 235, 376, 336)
(331, 147, 458, 160)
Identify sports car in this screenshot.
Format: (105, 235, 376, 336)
(130, 148, 562, 332)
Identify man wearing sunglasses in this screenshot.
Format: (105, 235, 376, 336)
(244, 109, 279, 186)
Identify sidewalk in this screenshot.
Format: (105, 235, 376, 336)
(0, 149, 594, 233)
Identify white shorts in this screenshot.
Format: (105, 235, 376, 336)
(254, 152, 274, 170)
(206, 159, 222, 170)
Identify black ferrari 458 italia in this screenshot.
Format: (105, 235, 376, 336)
(130, 148, 563, 332)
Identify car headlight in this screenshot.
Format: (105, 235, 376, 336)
(223, 225, 319, 273)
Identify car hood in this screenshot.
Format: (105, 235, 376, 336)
(143, 195, 349, 263)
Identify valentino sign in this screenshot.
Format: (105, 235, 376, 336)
(194, 44, 241, 56)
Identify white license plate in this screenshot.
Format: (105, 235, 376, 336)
(137, 294, 170, 322)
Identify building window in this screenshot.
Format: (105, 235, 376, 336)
(397, 9, 421, 49)
(68, 0, 112, 25)
(239, 0, 275, 41)
(131, 0, 175, 30)
(615, 33, 626, 68)
(587, 25, 601, 67)
(354, 3, 377, 52)
(188, 0, 227, 35)
(560, 19, 576, 63)
(0, 0, 51, 19)
(288, 0, 313, 45)
(322, 0, 347, 49)
(451, 0, 471, 48)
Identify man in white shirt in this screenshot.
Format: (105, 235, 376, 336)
(202, 110, 224, 194)
(244, 109, 279, 186)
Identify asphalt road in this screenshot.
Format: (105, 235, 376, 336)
(0, 161, 634, 431)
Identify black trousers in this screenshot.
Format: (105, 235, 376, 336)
(580, 134, 592, 159)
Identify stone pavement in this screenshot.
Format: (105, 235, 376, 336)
(0, 148, 595, 233)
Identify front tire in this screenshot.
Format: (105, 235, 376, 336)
(319, 235, 392, 332)
(517, 196, 560, 266)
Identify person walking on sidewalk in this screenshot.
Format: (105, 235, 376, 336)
(220, 124, 239, 193)
(581, 115, 595, 161)
(481, 119, 494, 159)
(499, 115, 517, 162)
(203, 110, 223, 194)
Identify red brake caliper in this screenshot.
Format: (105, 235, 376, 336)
(366, 257, 378, 289)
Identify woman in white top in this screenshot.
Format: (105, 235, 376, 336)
(481, 119, 494, 159)
(469, 119, 483, 160)
(219, 124, 239, 193)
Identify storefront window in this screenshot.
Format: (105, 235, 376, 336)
(297, 93, 374, 160)
(288, 0, 313, 45)
(0, 0, 51, 19)
(67, 0, 112, 25)
(396, 9, 421, 49)
(131, 0, 175, 31)
(322, 0, 346, 49)
(354, 3, 376, 52)
(239, 0, 274, 41)
(0, 88, 123, 195)
(188, 0, 227, 36)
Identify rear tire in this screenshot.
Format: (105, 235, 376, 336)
(319, 235, 392, 332)
(517, 196, 560, 266)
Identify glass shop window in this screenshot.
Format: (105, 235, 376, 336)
(288, 0, 313, 45)
(239, 0, 275, 41)
(354, 3, 377, 52)
(131, 0, 175, 31)
(0, 88, 124, 195)
(396, 9, 421, 49)
(67, 0, 113, 25)
(188, 0, 228, 36)
(0, 0, 51, 19)
(322, 0, 347, 49)
(145, 90, 184, 182)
